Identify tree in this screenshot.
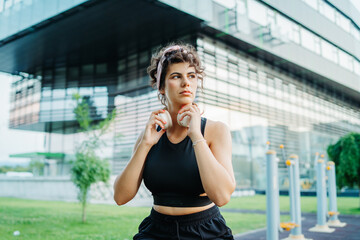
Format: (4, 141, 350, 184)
(71, 93, 116, 222)
(327, 132, 360, 208)
(0, 165, 31, 174)
(29, 159, 44, 176)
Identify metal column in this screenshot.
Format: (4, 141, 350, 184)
(309, 159, 335, 233)
(326, 161, 346, 227)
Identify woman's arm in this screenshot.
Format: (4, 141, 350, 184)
(113, 109, 167, 205)
(192, 121, 236, 207)
(113, 131, 151, 205)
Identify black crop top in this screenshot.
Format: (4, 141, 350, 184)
(143, 117, 212, 207)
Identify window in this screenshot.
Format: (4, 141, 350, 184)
(204, 62, 215, 73)
(42, 87, 52, 97)
(94, 86, 107, 93)
(94, 96, 108, 107)
(82, 64, 94, 76)
(292, 25, 300, 44)
(213, 0, 236, 9)
(350, 24, 360, 40)
(4, 0, 13, 10)
(40, 101, 51, 111)
(236, 0, 246, 15)
(302, 0, 318, 10)
(248, 0, 267, 26)
(319, 1, 335, 22)
(216, 67, 228, 80)
(314, 36, 321, 55)
(338, 51, 353, 71)
(335, 12, 350, 32)
(52, 89, 66, 99)
(79, 87, 93, 96)
(118, 59, 126, 72)
(229, 84, 239, 96)
(205, 77, 217, 91)
(354, 60, 360, 75)
(66, 87, 78, 96)
(276, 14, 292, 42)
(96, 63, 107, 75)
(267, 9, 276, 30)
(300, 28, 315, 52)
(321, 40, 337, 63)
(52, 99, 65, 110)
(65, 97, 75, 109)
(68, 67, 79, 80)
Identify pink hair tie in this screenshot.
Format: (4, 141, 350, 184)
(156, 45, 181, 90)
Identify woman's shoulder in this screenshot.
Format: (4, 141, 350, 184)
(204, 118, 229, 130)
(204, 119, 230, 143)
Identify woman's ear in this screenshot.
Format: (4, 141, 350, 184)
(159, 88, 165, 95)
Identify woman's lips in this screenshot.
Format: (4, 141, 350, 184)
(180, 91, 192, 95)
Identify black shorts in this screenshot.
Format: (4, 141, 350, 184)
(133, 205, 234, 240)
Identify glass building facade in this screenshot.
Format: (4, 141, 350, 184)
(1, 0, 359, 191)
(111, 34, 360, 190)
(0, 0, 87, 40)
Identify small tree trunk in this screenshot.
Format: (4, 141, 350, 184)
(82, 201, 86, 223)
(82, 190, 87, 223)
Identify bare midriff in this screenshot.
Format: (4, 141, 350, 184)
(153, 202, 215, 216)
(153, 193, 215, 216)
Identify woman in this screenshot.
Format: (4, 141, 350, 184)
(113, 43, 236, 239)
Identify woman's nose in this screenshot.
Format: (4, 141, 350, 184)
(182, 76, 190, 86)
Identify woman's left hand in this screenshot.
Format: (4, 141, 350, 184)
(178, 103, 202, 140)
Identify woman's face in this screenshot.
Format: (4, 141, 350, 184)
(160, 62, 198, 109)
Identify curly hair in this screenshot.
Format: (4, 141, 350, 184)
(147, 43, 205, 107)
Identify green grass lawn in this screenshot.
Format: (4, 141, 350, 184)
(0, 198, 149, 240)
(0, 197, 268, 240)
(0, 195, 358, 240)
(224, 195, 360, 215)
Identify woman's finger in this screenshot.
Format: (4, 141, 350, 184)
(154, 119, 165, 130)
(151, 109, 166, 117)
(155, 115, 167, 125)
(188, 105, 198, 112)
(179, 111, 193, 121)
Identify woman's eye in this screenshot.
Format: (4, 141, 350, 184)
(189, 75, 196, 78)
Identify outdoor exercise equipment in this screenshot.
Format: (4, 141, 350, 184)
(309, 159, 335, 233)
(266, 146, 311, 240)
(282, 155, 310, 240)
(326, 161, 346, 227)
(279, 145, 298, 234)
(280, 145, 310, 240)
(266, 150, 280, 240)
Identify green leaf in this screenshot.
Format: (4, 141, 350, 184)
(327, 132, 360, 190)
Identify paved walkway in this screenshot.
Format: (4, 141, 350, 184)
(220, 209, 360, 240)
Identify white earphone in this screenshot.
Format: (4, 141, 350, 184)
(158, 110, 190, 129)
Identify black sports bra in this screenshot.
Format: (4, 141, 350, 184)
(143, 117, 212, 207)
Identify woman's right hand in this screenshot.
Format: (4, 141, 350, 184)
(141, 109, 167, 147)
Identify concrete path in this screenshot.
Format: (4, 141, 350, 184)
(224, 209, 360, 240)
